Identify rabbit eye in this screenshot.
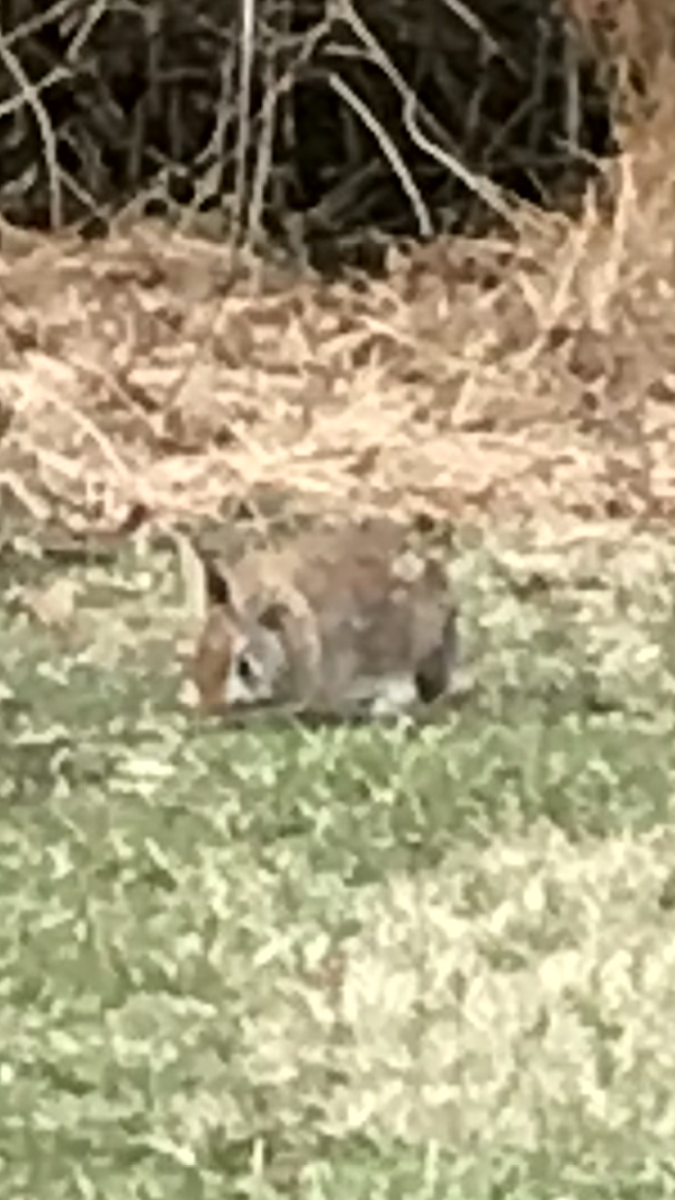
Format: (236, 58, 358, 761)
(236, 653, 256, 684)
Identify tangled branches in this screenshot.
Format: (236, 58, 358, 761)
(0, 0, 612, 257)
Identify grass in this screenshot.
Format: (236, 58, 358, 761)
(3, 523, 675, 1198)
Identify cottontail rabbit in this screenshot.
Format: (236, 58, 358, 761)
(191, 518, 458, 717)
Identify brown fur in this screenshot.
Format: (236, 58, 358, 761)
(191, 518, 458, 716)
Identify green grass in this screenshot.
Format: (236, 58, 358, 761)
(3, 523, 675, 1198)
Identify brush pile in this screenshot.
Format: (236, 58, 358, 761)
(0, 0, 611, 254)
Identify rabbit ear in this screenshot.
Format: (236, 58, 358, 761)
(258, 600, 291, 632)
(202, 555, 236, 609)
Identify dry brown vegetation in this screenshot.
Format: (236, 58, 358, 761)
(2, 1, 675, 538)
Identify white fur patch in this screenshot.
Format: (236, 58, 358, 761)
(346, 673, 418, 715)
(371, 675, 419, 715)
(223, 666, 264, 707)
(391, 550, 426, 584)
(223, 629, 287, 707)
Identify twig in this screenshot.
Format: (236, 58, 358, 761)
(329, 74, 433, 238)
(232, 0, 257, 246)
(335, 0, 523, 231)
(0, 30, 63, 227)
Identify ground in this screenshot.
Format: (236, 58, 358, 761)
(3, 519, 675, 1198)
(2, 137, 675, 1195)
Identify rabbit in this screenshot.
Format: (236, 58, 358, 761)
(190, 517, 459, 718)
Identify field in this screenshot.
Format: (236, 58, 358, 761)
(3, 521, 675, 1199)
(3, 68, 675, 1192)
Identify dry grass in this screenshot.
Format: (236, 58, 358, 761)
(2, 125, 675, 539)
